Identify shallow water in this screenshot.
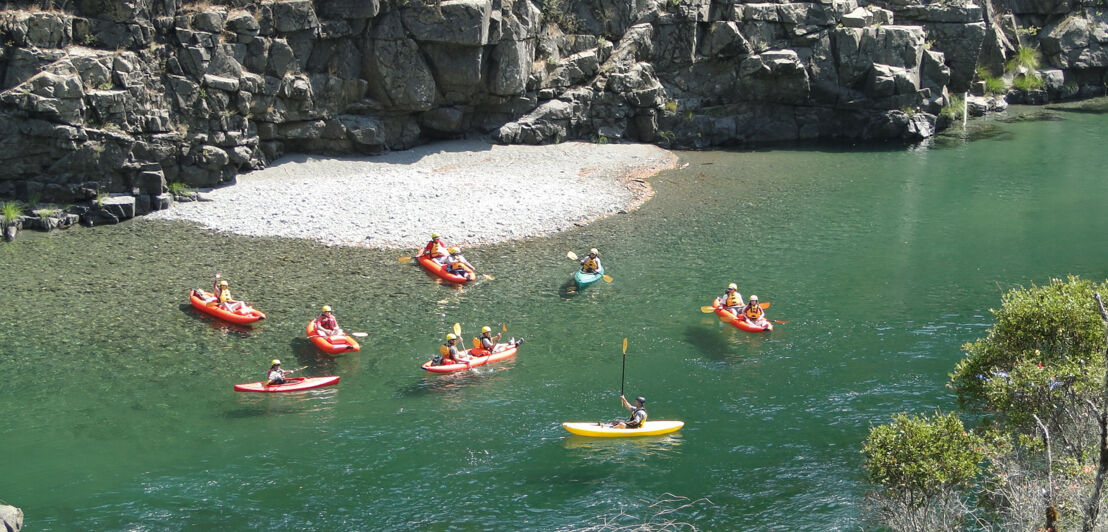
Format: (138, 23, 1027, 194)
(2, 104, 1108, 530)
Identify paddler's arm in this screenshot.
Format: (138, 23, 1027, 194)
(620, 395, 632, 411)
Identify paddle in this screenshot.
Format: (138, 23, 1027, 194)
(620, 337, 628, 396)
(398, 256, 412, 262)
(566, 251, 578, 261)
(350, 332, 369, 338)
(602, 274, 613, 283)
(702, 302, 770, 312)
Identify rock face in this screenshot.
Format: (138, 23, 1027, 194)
(0, 504, 22, 532)
(0, 0, 1104, 204)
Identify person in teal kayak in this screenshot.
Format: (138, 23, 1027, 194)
(609, 395, 648, 429)
(444, 247, 474, 277)
(267, 359, 291, 385)
(435, 333, 470, 365)
(314, 305, 343, 338)
(422, 233, 448, 264)
(720, 283, 744, 316)
(580, 248, 602, 273)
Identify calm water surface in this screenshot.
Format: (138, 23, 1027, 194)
(2, 105, 1108, 530)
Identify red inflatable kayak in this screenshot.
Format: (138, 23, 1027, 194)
(421, 345, 519, 373)
(417, 253, 476, 284)
(712, 298, 773, 332)
(189, 289, 266, 325)
(306, 321, 360, 354)
(233, 376, 340, 392)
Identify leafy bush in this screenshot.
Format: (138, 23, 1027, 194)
(167, 181, 194, 197)
(1007, 46, 1041, 73)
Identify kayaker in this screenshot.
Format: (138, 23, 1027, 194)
(267, 359, 291, 385)
(436, 333, 470, 365)
(314, 305, 344, 338)
(217, 280, 247, 313)
(444, 247, 474, 277)
(579, 248, 602, 273)
(422, 233, 448, 263)
(741, 295, 768, 327)
(609, 395, 648, 429)
(721, 283, 744, 315)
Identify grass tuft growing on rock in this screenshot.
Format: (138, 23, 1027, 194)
(977, 67, 1007, 95)
(940, 94, 965, 121)
(1, 201, 24, 225)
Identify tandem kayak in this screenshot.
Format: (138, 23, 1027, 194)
(233, 376, 340, 393)
(306, 321, 361, 354)
(421, 344, 519, 373)
(562, 420, 686, 437)
(189, 289, 266, 325)
(574, 266, 605, 288)
(417, 254, 476, 284)
(712, 298, 772, 333)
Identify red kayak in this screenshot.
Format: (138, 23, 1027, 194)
(421, 344, 519, 373)
(306, 321, 361, 354)
(189, 289, 266, 325)
(234, 376, 340, 392)
(417, 252, 476, 284)
(712, 298, 773, 332)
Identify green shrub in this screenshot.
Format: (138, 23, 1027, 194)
(1, 201, 24, 224)
(594, 134, 609, 145)
(940, 94, 964, 121)
(1012, 74, 1044, 91)
(167, 181, 194, 197)
(1007, 46, 1041, 73)
(664, 100, 678, 113)
(977, 67, 1007, 94)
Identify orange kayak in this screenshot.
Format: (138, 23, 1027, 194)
(712, 298, 772, 332)
(306, 320, 361, 354)
(189, 289, 266, 325)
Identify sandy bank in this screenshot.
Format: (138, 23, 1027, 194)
(147, 140, 677, 249)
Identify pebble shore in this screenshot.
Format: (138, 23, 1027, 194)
(148, 140, 677, 249)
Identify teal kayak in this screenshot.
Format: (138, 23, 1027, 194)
(574, 266, 605, 288)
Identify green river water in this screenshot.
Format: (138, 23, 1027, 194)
(2, 104, 1108, 530)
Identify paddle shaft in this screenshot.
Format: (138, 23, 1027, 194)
(620, 351, 626, 396)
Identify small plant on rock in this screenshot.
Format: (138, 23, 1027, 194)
(664, 100, 678, 113)
(1012, 73, 1044, 91)
(1006, 45, 1041, 73)
(940, 94, 965, 121)
(167, 181, 194, 199)
(977, 67, 1007, 95)
(1, 201, 24, 225)
(594, 134, 609, 145)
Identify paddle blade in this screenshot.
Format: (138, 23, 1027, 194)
(398, 256, 412, 262)
(774, 320, 789, 325)
(622, 337, 628, 354)
(718, 313, 734, 322)
(501, 323, 507, 333)
(700, 305, 716, 313)
(350, 332, 368, 338)
(602, 274, 613, 283)
(453, 322, 462, 337)
(566, 251, 578, 261)
(758, 302, 770, 309)
(482, 274, 495, 280)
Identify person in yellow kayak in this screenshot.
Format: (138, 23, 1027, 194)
(720, 283, 744, 316)
(444, 247, 475, 277)
(435, 333, 470, 365)
(217, 279, 247, 313)
(580, 248, 602, 273)
(314, 305, 344, 338)
(741, 295, 769, 327)
(609, 395, 647, 429)
(267, 359, 292, 385)
(421, 233, 448, 264)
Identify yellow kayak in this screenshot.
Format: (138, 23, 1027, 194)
(561, 420, 685, 437)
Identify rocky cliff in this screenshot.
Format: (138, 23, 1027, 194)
(0, 0, 1104, 207)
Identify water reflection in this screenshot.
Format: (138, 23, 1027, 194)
(562, 432, 685, 461)
(225, 387, 340, 417)
(180, 304, 258, 337)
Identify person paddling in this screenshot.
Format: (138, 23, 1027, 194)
(609, 395, 648, 429)
(741, 295, 769, 328)
(474, 326, 524, 355)
(422, 233, 448, 264)
(314, 305, 344, 338)
(444, 247, 475, 277)
(580, 248, 602, 273)
(266, 359, 294, 385)
(435, 333, 470, 365)
(720, 283, 744, 316)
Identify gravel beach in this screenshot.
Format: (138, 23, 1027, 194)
(148, 140, 677, 249)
